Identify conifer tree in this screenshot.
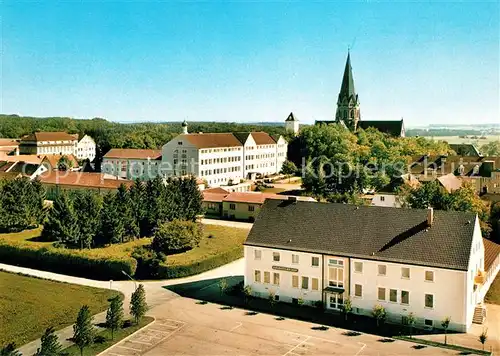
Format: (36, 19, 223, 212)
(116, 184, 138, 241)
(0, 178, 33, 232)
(98, 193, 125, 245)
(73, 305, 94, 356)
(130, 284, 148, 324)
(106, 296, 124, 340)
(144, 177, 166, 235)
(0, 343, 21, 356)
(42, 191, 79, 245)
(72, 190, 102, 249)
(34, 327, 63, 356)
(129, 179, 147, 237)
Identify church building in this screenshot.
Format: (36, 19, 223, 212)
(316, 52, 405, 137)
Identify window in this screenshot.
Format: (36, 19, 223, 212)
(254, 270, 261, 283)
(312, 278, 319, 291)
(380, 196, 385, 202)
(401, 267, 410, 279)
(354, 284, 363, 297)
(273, 273, 280, 286)
(301, 277, 309, 290)
(425, 294, 434, 308)
(378, 287, 386, 301)
(425, 271, 434, 282)
(273, 252, 280, 262)
(378, 265, 387, 276)
(264, 272, 270, 284)
(328, 266, 344, 288)
(354, 262, 363, 273)
(328, 259, 344, 266)
(229, 203, 236, 210)
(424, 319, 433, 327)
(401, 290, 409, 305)
(312, 257, 320, 267)
(248, 205, 255, 212)
(292, 275, 299, 288)
(389, 289, 397, 302)
(254, 250, 261, 260)
(292, 254, 299, 264)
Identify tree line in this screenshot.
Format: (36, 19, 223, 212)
(42, 176, 204, 249)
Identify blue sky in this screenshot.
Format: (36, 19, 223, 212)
(1, 1, 499, 126)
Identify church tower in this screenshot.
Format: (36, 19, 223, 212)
(335, 52, 360, 131)
(285, 112, 300, 135)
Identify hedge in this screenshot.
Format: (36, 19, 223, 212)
(0, 241, 137, 280)
(155, 247, 243, 279)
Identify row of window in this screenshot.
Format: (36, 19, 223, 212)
(253, 270, 319, 291)
(200, 147, 242, 153)
(201, 167, 240, 176)
(354, 262, 434, 282)
(201, 156, 241, 165)
(353, 285, 434, 308)
(228, 204, 255, 212)
(245, 154, 275, 160)
(255, 250, 320, 267)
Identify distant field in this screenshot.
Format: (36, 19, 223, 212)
(427, 135, 500, 145)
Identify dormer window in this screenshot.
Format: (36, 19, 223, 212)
(458, 164, 465, 175)
(473, 165, 480, 175)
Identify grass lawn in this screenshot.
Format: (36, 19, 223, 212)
(62, 316, 154, 356)
(0, 271, 120, 347)
(485, 273, 500, 305)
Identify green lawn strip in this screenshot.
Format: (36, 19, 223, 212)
(62, 316, 154, 356)
(394, 335, 491, 355)
(485, 273, 500, 305)
(0, 271, 120, 347)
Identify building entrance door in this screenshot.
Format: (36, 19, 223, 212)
(328, 293, 344, 310)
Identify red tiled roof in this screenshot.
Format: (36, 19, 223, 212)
(437, 173, 463, 193)
(183, 133, 243, 149)
(104, 149, 162, 160)
(0, 139, 20, 147)
(38, 171, 133, 189)
(222, 192, 285, 204)
(251, 132, 276, 145)
(0, 154, 43, 165)
(484, 238, 500, 272)
(203, 191, 228, 203)
(204, 187, 230, 194)
(21, 132, 78, 142)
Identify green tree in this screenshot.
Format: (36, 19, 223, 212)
(34, 327, 63, 356)
(129, 180, 147, 237)
(479, 329, 488, 350)
(372, 304, 386, 327)
(106, 296, 124, 340)
(480, 141, 500, 156)
(407, 312, 416, 338)
(42, 191, 79, 246)
(151, 220, 202, 254)
(116, 184, 139, 242)
(218, 278, 228, 296)
(441, 316, 451, 345)
(72, 190, 102, 249)
(144, 177, 167, 235)
(341, 298, 353, 322)
(57, 155, 74, 171)
(243, 285, 252, 306)
(0, 343, 21, 356)
(280, 160, 298, 182)
(73, 305, 94, 356)
(98, 193, 125, 245)
(268, 290, 277, 310)
(130, 284, 148, 324)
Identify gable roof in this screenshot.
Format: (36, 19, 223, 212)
(245, 200, 477, 271)
(103, 149, 162, 160)
(437, 173, 463, 193)
(38, 172, 132, 189)
(450, 144, 481, 157)
(21, 132, 78, 142)
(358, 119, 404, 137)
(250, 132, 276, 145)
(233, 132, 251, 145)
(0, 139, 20, 147)
(182, 133, 243, 149)
(409, 155, 500, 177)
(484, 238, 500, 272)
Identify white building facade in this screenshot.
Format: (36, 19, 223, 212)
(244, 201, 497, 332)
(102, 149, 162, 180)
(75, 135, 97, 161)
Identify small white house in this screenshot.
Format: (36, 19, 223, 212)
(244, 200, 499, 332)
(75, 134, 96, 162)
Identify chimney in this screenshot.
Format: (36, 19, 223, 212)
(427, 207, 434, 226)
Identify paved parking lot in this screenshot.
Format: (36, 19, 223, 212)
(102, 296, 457, 356)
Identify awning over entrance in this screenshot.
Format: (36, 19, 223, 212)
(323, 286, 345, 294)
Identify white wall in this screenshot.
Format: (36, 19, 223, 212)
(349, 258, 468, 331)
(275, 136, 288, 174)
(244, 246, 322, 306)
(371, 194, 402, 208)
(76, 135, 96, 161)
(101, 157, 160, 180)
(465, 217, 485, 326)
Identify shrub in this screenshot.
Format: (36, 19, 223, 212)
(151, 220, 202, 254)
(0, 241, 137, 280)
(131, 246, 166, 279)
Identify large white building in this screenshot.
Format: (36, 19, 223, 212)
(19, 131, 97, 161)
(161, 124, 288, 187)
(102, 148, 162, 180)
(244, 200, 500, 332)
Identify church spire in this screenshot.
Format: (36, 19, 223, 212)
(335, 51, 360, 131)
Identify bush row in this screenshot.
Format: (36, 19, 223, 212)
(0, 242, 137, 280)
(154, 247, 243, 279)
